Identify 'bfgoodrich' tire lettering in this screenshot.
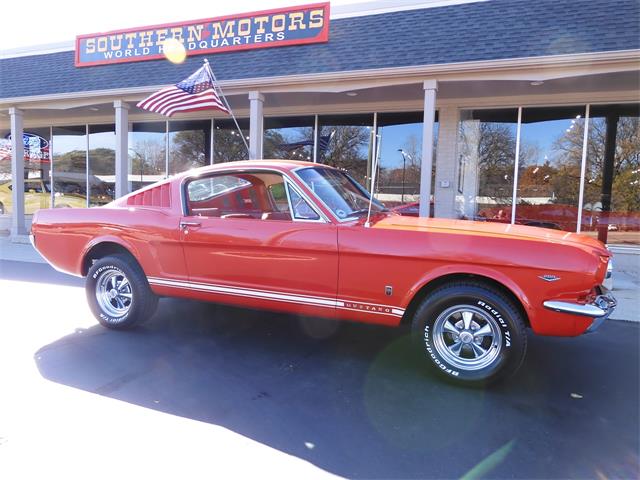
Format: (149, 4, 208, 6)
(411, 282, 527, 387)
(86, 254, 158, 330)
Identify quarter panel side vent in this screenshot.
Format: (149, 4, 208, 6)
(126, 184, 171, 208)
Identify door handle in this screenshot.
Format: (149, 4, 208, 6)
(180, 221, 201, 229)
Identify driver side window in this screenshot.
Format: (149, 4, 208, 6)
(287, 184, 320, 221)
(185, 171, 321, 222)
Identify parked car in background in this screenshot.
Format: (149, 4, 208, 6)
(31, 161, 615, 386)
(0, 179, 86, 214)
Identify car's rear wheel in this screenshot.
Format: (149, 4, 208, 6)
(86, 254, 158, 329)
(411, 282, 527, 386)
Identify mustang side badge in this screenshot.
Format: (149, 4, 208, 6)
(539, 274, 561, 282)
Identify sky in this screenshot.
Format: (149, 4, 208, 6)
(1, 0, 366, 51)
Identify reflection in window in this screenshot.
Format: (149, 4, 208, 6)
(375, 112, 438, 211)
(586, 104, 640, 246)
(129, 122, 166, 192)
(263, 116, 315, 161)
(317, 114, 374, 188)
(287, 184, 320, 220)
(186, 171, 292, 221)
(0, 129, 10, 182)
(515, 106, 586, 232)
(169, 120, 211, 175)
(457, 109, 518, 221)
(0, 128, 52, 214)
(296, 166, 385, 220)
(213, 118, 249, 163)
(88, 124, 115, 207)
(52, 126, 87, 208)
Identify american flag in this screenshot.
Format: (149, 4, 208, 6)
(277, 132, 335, 153)
(137, 64, 229, 117)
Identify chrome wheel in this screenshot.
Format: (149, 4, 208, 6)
(95, 269, 132, 320)
(432, 305, 502, 371)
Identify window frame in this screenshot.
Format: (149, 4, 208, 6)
(181, 168, 328, 224)
(292, 165, 386, 223)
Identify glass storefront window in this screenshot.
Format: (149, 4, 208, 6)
(375, 112, 438, 212)
(169, 119, 211, 175)
(457, 109, 518, 221)
(263, 116, 315, 161)
(129, 122, 166, 192)
(52, 126, 87, 209)
(0, 129, 10, 185)
(213, 118, 249, 163)
(88, 124, 115, 207)
(515, 106, 586, 232)
(585, 104, 640, 246)
(0, 128, 10, 215)
(0, 127, 51, 214)
(317, 114, 374, 188)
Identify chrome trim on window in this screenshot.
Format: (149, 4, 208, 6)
(180, 166, 330, 223)
(284, 179, 323, 223)
(291, 166, 384, 224)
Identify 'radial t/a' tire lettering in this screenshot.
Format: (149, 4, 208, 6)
(411, 282, 527, 386)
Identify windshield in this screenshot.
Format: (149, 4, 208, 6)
(296, 167, 386, 220)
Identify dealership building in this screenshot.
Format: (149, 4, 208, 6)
(1, 0, 638, 247)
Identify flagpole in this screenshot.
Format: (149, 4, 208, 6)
(203, 59, 250, 157)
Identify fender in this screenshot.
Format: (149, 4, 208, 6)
(402, 263, 535, 323)
(78, 235, 142, 276)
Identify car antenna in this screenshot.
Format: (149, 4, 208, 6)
(365, 133, 382, 228)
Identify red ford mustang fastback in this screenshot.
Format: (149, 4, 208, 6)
(30, 160, 616, 386)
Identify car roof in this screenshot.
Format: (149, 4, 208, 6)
(174, 159, 331, 179)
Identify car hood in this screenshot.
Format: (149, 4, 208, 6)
(373, 214, 610, 256)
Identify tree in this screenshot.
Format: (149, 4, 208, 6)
(554, 116, 640, 213)
(129, 138, 166, 177)
(263, 127, 314, 161)
(319, 125, 372, 186)
(169, 130, 207, 172)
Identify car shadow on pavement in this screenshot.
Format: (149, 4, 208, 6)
(35, 297, 640, 479)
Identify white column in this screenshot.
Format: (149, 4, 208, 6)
(419, 80, 437, 217)
(434, 106, 460, 218)
(248, 91, 264, 160)
(9, 107, 26, 236)
(114, 100, 129, 198)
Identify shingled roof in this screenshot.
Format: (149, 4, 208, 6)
(1, 0, 638, 100)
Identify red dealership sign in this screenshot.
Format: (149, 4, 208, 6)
(75, 3, 330, 67)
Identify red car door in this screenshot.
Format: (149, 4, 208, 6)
(178, 170, 339, 318)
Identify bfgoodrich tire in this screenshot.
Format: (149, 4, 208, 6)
(86, 254, 158, 329)
(412, 282, 527, 386)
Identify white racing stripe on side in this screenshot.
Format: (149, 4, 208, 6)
(336, 306, 404, 318)
(147, 277, 405, 317)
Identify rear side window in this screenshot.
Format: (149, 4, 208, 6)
(185, 172, 288, 221)
(187, 176, 250, 202)
(185, 171, 323, 222)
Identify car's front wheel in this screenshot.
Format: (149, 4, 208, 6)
(86, 254, 158, 329)
(412, 282, 527, 386)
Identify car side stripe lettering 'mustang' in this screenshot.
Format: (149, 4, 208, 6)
(147, 277, 405, 317)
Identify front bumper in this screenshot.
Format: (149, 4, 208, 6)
(543, 287, 617, 333)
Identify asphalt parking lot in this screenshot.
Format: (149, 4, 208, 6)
(0, 259, 638, 479)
